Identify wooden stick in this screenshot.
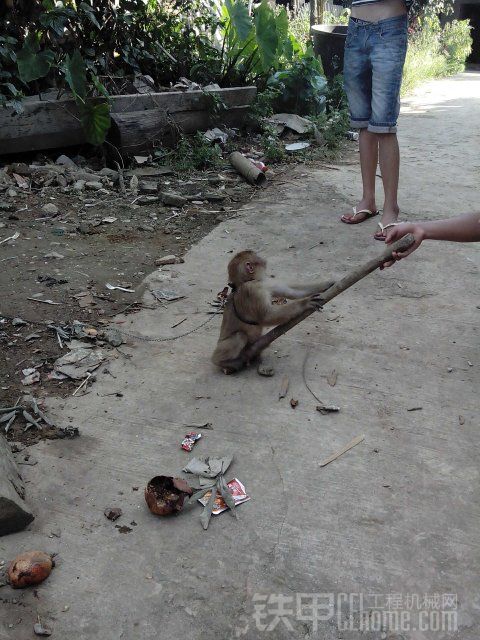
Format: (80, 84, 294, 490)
(236, 233, 415, 368)
(319, 434, 365, 467)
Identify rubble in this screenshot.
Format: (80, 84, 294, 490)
(160, 192, 187, 207)
(53, 348, 106, 380)
(154, 255, 185, 266)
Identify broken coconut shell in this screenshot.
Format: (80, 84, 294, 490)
(8, 551, 54, 589)
(145, 476, 193, 516)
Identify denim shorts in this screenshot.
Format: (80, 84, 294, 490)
(343, 15, 408, 133)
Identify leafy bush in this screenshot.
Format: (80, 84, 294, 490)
(323, 9, 350, 26)
(402, 15, 472, 95)
(0, 1, 220, 95)
(441, 19, 473, 73)
(267, 48, 327, 115)
(192, 0, 304, 87)
(310, 74, 350, 148)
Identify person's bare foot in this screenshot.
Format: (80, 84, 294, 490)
(341, 199, 378, 224)
(374, 206, 400, 240)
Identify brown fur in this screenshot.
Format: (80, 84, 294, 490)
(212, 250, 334, 373)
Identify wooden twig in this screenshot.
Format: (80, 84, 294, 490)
(231, 234, 415, 371)
(115, 161, 126, 196)
(319, 434, 365, 467)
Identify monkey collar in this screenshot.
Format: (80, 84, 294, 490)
(228, 282, 259, 326)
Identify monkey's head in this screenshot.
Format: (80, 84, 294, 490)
(228, 250, 266, 287)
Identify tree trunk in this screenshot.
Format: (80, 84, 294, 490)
(310, 0, 325, 25)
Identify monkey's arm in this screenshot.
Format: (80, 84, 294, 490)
(235, 282, 314, 327)
(268, 278, 334, 299)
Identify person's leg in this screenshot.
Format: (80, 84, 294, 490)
(342, 19, 378, 223)
(369, 15, 408, 238)
(378, 132, 400, 225)
(358, 128, 379, 215)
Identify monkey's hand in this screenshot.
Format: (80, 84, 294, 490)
(306, 294, 325, 311)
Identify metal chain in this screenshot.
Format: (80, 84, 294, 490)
(1, 312, 220, 343)
(114, 313, 219, 342)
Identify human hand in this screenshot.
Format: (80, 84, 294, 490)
(381, 223, 426, 268)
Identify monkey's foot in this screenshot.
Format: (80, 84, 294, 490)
(257, 364, 275, 377)
(219, 357, 247, 374)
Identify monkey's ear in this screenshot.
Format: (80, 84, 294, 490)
(245, 261, 254, 274)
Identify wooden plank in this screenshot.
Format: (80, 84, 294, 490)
(109, 87, 257, 114)
(0, 434, 34, 536)
(109, 105, 250, 155)
(0, 87, 257, 155)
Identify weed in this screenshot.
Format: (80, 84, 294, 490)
(261, 124, 286, 164)
(157, 133, 224, 173)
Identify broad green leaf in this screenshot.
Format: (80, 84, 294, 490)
(17, 35, 54, 83)
(225, 0, 252, 43)
(80, 101, 110, 146)
(275, 7, 289, 53)
(79, 2, 102, 30)
(64, 50, 87, 101)
(39, 10, 69, 37)
(254, 0, 279, 71)
(92, 75, 110, 100)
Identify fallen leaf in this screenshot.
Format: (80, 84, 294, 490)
(278, 375, 289, 399)
(327, 369, 337, 387)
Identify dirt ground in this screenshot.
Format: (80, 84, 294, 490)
(0, 141, 355, 444)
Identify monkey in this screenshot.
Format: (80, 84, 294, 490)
(211, 250, 334, 373)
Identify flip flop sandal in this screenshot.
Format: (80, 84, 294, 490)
(341, 206, 379, 225)
(374, 221, 407, 241)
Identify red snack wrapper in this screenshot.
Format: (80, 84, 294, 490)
(181, 432, 202, 452)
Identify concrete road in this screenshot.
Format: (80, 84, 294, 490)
(1, 73, 479, 640)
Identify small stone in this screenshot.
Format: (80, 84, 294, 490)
(73, 180, 86, 192)
(160, 192, 187, 207)
(77, 223, 92, 234)
(7, 188, 17, 197)
(44, 251, 64, 259)
(12, 317, 27, 326)
(33, 622, 52, 638)
(154, 254, 184, 266)
(98, 168, 119, 181)
(103, 328, 123, 347)
(0, 202, 15, 212)
(204, 192, 226, 202)
(56, 154, 77, 169)
(85, 181, 103, 191)
(104, 507, 122, 521)
(42, 203, 59, 215)
(139, 181, 158, 194)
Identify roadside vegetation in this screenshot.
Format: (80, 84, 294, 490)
(0, 0, 471, 165)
